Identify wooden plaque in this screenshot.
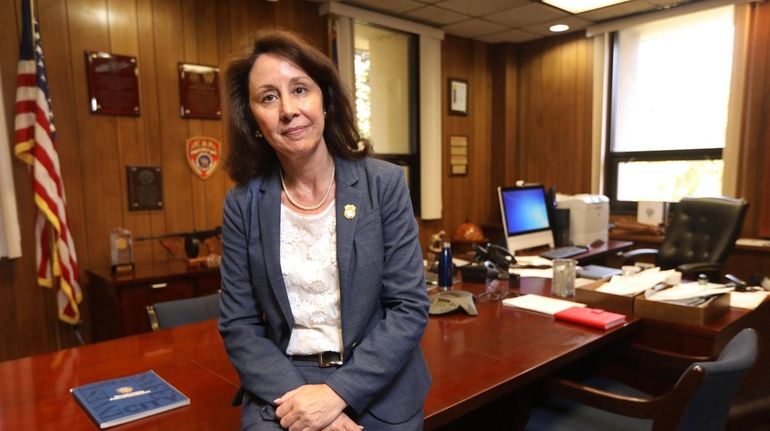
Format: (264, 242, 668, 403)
(449, 135, 468, 176)
(127, 166, 163, 211)
(179, 63, 221, 119)
(85, 51, 140, 116)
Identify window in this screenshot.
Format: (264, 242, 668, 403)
(321, 2, 444, 219)
(352, 23, 419, 204)
(605, 6, 735, 212)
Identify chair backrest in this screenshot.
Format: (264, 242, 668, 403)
(146, 292, 220, 331)
(657, 197, 747, 270)
(672, 328, 758, 431)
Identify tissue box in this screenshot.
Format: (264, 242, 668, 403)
(633, 292, 730, 325)
(575, 280, 636, 315)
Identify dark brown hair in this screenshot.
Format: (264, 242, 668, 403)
(224, 29, 370, 185)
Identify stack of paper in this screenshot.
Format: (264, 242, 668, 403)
(730, 291, 770, 309)
(596, 267, 677, 296)
(509, 255, 555, 278)
(644, 282, 733, 306)
(502, 294, 585, 315)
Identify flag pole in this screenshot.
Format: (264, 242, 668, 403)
(28, 0, 36, 42)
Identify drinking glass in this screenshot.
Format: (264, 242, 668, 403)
(552, 258, 576, 298)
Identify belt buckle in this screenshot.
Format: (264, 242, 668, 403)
(318, 352, 343, 368)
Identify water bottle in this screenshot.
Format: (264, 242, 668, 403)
(438, 242, 453, 290)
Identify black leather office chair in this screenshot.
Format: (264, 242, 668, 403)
(525, 327, 758, 431)
(146, 292, 220, 331)
(620, 196, 748, 280)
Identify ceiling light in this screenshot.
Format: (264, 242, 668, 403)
(550, 24, 570, 32)
(543, 0, 629, 14)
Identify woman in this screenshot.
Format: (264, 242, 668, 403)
(218, 30, 430, 431)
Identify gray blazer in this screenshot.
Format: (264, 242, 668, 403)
(219, 156, 431, 424)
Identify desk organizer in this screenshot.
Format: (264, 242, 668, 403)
(575, 280, 636, 316)
(633, 292, 730, 326)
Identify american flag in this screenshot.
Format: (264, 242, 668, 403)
(15, 0, 81, 324)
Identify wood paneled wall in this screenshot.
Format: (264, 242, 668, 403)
(516, 33, 593, 195)
(420, 35, 494, 245)
(423, 32, 595, 245)
(0, 0, 326, 361)
(742, 2, 770, 237)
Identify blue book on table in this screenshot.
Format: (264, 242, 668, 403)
(70, 370, 190, 429)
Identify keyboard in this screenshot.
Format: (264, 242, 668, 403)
(539, 246, 588, 260)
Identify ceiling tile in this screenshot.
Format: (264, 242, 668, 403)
(579, 0, 657, 22)
(485, 3, 569, 28)
(436, 0, 530, 17)
(644, 0, 688, 6)
(522, 15, 593, 36)
(344, 0, 424, 14)
(477, 28, 541, 44)
(441, 18, 509, 38)
(320, 0, 699, 43)
(405, 5, 467, 26)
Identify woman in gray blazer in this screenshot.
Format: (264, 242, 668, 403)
(219, 30, 430, 431)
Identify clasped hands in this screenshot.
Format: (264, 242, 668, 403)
(275, 384, 361, 431)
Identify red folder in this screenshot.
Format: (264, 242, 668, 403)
(554, 306, 627, 330)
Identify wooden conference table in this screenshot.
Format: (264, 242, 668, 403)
(0, 278, 639, 430)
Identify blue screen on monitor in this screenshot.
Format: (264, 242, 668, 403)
(501, 187, 551, 235)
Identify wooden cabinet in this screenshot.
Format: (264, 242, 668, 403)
(87, 262, 220, 341)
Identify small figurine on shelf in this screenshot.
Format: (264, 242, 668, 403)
(428, 230, 446, 255)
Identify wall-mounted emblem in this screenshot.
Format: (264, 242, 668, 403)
(186, 136, 220, 179)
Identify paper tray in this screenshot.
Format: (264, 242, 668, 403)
(575, 280, 635, 316)
(633, 292, 731, 326)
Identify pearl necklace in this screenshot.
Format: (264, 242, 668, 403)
(279, 162, 335, 211)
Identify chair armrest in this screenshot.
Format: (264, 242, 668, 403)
(675, 262, 724, 276)
(546, 366, 705, 429)
(546, 378, 659, 419)
(628, 344, 713, 372)
(618, 248, 659, 264)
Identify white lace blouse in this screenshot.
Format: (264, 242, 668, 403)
(280, 201, 343, 355)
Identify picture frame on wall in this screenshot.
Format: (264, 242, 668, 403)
(178, 63, 221, 119)
(448, 78, 468, 116)
(85, 51, 140, 116)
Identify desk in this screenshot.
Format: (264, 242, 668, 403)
(87, 262, 221, 341)
(0, 320, 239, 430)
(609, 230, 770, 281)
(518, 239, 632, 265)
(423, 279, 638, 429)
(86, 241, 634, 342)
(0, 279, 638, 430)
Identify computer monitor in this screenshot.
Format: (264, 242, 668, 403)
(498, 185, 555, 254)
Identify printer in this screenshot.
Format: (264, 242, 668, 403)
(555, 194, 609, 247)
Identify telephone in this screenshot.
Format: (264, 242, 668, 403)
(474, 243, 516, 270)
(429, 290, 478, 316)
(459, 243, 517, 283)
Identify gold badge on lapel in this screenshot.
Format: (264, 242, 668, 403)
(343, 204, 357, 220)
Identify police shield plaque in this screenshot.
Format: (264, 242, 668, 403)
(186, 137, 221, 179)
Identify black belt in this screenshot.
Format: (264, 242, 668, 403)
(290, 351, 343, 368)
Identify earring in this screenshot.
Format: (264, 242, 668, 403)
(255, 129, 263, 138)
(323, 110, 327, 116)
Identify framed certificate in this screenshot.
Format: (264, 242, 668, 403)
(448, 78, 468, 116)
